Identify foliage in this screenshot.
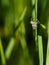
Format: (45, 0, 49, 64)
(0, 0, 49, 65)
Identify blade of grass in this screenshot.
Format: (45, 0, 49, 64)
(0, 38, 6, 65)
(32, 0, 43, 65)
(20, 36, 29, 57)
(5, 7, 27, 60)
(20, 35, 34, 65)
(5, 37, 15, 60)
(13, 7, 27, 36)
(19, 7, 27, 21)
(46, 18, 49, 65)
(38, 35, 43, 65)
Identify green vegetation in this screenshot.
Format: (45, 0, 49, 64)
(0, 0, 49, 65)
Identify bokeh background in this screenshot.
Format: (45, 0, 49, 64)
(0, 0, 49, 65)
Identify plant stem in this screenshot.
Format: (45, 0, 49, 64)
(0, 38, 6, 65)
(32, 0, 38, 50)
(32, 0, 39, 65)
(46, 18, 49, 65)
(38, 35, 43, 65)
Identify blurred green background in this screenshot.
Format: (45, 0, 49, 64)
(0, 0, 49, 65)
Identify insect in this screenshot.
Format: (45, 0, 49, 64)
(30, 19, 40, 30)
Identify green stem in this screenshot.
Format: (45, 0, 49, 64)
(0, 38, 6, 65)
(38, 35, 43, 65)
(46, 18, 49, 65)
(35, 0, 38, 47)
(32, 0, 38, 50)
(32, 0, 38, 65)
